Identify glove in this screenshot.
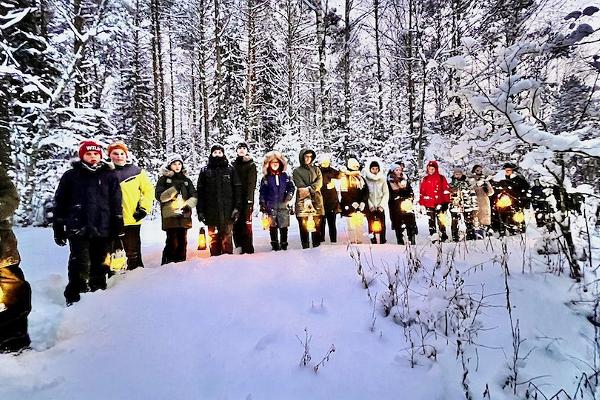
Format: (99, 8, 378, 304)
(438, 203, 449, 212)
(352, 202, 359, 210)
(53, 224, 67, 246)
(359, 202, 365, 211)
(197, 212, 205, 223)
(112, 217, 125, 238)
(182, 205, 192, 218)
(260, 205, 267, 213)
(133, 208, 147, 222)
(231, 208, 240, 222)
(370, 206, 375, 212)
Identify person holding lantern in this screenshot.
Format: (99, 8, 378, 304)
(232, 142, 257, 254)
(318, 154, 342, 243)
(340, 158, 369, 244)
(108, 141, 154, 270)
(155, 154, 197, 264)
(419, 160, 451, 242)
(493, 162, 530, 236)
(387, 161, 418, 245)
(54, 140, 124, 304)
(0, 166, 31, 352)
(259, 151, 295, 251)
(292, 148, 324, 249)
(196, 144, 242, 256)
(363, 160, 389, 244)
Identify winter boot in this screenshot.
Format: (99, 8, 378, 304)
(280, 228, 288, 250)
(271, 241, 280, 251)
(370, 236, 377, 244)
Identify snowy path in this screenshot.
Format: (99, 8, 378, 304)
(0, 218, 597, 399)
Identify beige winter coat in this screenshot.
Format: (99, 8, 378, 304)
(470, 177, 494, 226)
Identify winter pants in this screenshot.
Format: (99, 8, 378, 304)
(450, 211, 476, 242)
(367, 209, 387, 244)
(233, 210, 254, 254)
(426, 208, 449, 241)
(209, 224, 234, 256)
(392, 212, 417, 245)
(122, 225, 144, 269)
(320, 212, 338, 243)
(498, 209, 526, 236)
(269, 227, 289, 250)
(65, 236, 111, 304)
(297, 216, 322, 248)
(162, 228, 188, 265)
(0, 239, 31, 353)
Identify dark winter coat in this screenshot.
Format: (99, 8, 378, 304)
(197, 156, 242, 227)
(319, 166, 341, 214)
(339, 170, 369, 217)
(494, 173, 530, 210)
(259, 151, 295, 228)
(419, 161, 451, 209)
(155, 167, 198, 231)
(292, 149, 324, 217)
(54, 160, 123, 238)
(0, 167, 20, 268)
(233, 155, 257, 215)
(387, 170, 417, 231)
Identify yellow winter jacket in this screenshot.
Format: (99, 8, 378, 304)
(113, 163, 155, 226)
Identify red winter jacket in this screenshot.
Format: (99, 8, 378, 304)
(419, 161, 451, 208)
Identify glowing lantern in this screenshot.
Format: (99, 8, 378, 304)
(197, 227, 207, 250)
(306, 216, 316, 232)
(437, 211, 449, 227)
(400, 199, 413, 213)
(261, 214, 271, 230)
(496, 194, 512, 209)
(350, 212, 364, 229)
(513, 211, 525, 223)
(109, 249, 127, 273)
(371, 218, 383, 233)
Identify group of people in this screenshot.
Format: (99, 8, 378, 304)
(0, 137, 563, 353)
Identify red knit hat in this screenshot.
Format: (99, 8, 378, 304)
(79, 140, 103, 159)
(108, 141, 129, 156)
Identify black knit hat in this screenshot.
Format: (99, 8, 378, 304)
(210, 143, 225, 154)
(236, 142, 248, 150)
(503, 162, 517, 169)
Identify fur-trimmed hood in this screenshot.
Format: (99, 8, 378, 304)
(362, 158, 386, 182)
(262, 151, 288, 175)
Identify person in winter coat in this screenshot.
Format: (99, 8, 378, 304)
(470, 165, 494, 237)
(197, 144, 242, 256)
(155, 154, 197, 264)
(232, 142, 257, 254)
(293, 148, 324, 249)
(449, 168, 478, 242)
(530, 179, 553, 229)
(108, 141, 154, 270)
(493, 163, 530, 235)
(0, 167, 31, 353)
(259, 151, 295, 251)
(363, 160, 389, 244)
(419, 160, 450, 242)
(340, 158, 369, 244)
(54, 140, 124, 305)
(318, 155, 342, 243)
(387, 161, 417, 245)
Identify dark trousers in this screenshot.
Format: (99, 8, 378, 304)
(162, 228, 187, 265)
(122, 225, 144, 269)
(426, 208, 448, 240)
(392, 212, 417, 244)
(233, 211, 254, 254)
(367, 209, 387, 244)
(269, 227, 289, 250)
(320, 212, 338, 243)
(65, 236, 111, 304)
(0, 257, 31, 352)
(209, 223, 233, 256)
(498, 209, 526, 236)
(297, 216, 322, 248)
(451, 211, 476, 242)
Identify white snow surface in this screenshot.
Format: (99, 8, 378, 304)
(0, 217, 598, 400)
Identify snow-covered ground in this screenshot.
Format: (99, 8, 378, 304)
(1, 215, 598, 400)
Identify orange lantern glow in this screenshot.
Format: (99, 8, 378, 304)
(371, 218, 383, 233)
(496, 194, 512, 209)
(306, 215, 316, 232)
(400, 199, 413, 213)
(437, 211, 449, 227)
(261, 214, 271, 230)
(197, 227, 207, 250)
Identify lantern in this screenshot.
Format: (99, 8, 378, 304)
(513, 211, 525, 223)
(371, 218, 383, 234)
(350, 212, 364, 229)
(400, 199, 413, 213)
(109, 248, 127, 273)
(306, 215, 316, 232)
(197, 226, 207, 250)
(496, 194, 512, 209)
(437, 211, 449, 227)
(261, 214, 271, 230)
